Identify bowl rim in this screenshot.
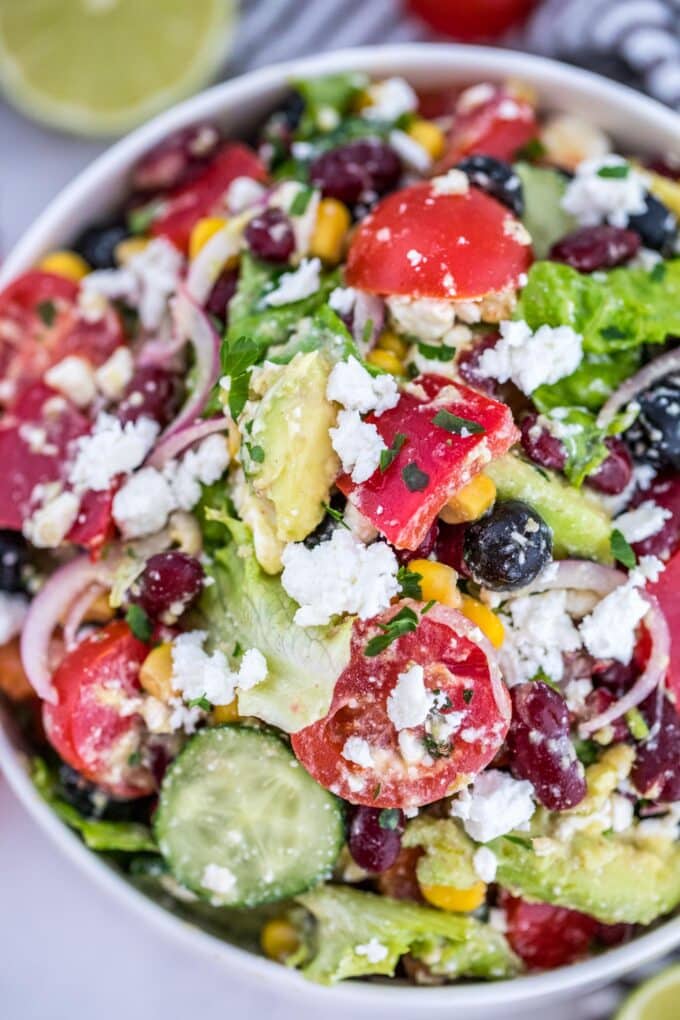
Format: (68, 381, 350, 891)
(3, 41, 680, 1010)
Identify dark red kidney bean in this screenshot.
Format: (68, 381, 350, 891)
(434, 521, 469, 576)
(632, 692, 680, 802)
(397, 520, 439, 567)
(348, 806, 404, 872)
(592, 658, 639, 695)
(549, 225, 640, 273)
(131, 551, 204, 621)
(582, 689, 628, 742)
(117, 365, 182, 428)
(205, 268, 238, 323)
(456, 333, 502, 397)
(132, 123, 220, 193)
(507, 682, 587, 810)
(585, 437, 634, 495)
(520, 412, 567, 472)
(310, 140, 401, 206)
(244, 207, 296, 263)
(631, 472, 680, 560)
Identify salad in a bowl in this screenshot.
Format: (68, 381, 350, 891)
(2, 70, 680, 986)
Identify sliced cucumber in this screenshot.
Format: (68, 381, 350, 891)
(155, 725, 344, 908)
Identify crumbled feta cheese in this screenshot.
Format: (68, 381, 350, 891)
(81, 238, 183, 331)
(18, 423, 55, 456)
(387, 663, 432, 730)
(328, 286, 358, 318)
(354, 938, 389, 963)
(330, 409, 385, 483)
(235, 647, 268, 692)
(94, 346, 134, 401)
(201, 863, 237, 900)
(431, 169, 470, 196)
(614, 500, 671, 544)
(473, 845, 498, 883)
(326, 355, 399, 416)
(112, 467, 175, 539)
(564, 677, 594, 713)
(171, 630, 267, 705)
(388, 129, 432, 173)
(579, 577, 649, 664)
(44, 356, 96, 408)
(265, 257, 322, 306)
(342, 735, 375, 767)
(364, 76, 417, 121)
(164, 434, 230, 510)
(561, 155, 648, 228)
(0, 591, 28, 644)
(450, 770, 535, 843)
(500, 590, 582, 685)
(23, 490, 79, 548)
(398, 729, 428, 764)
(387, 295, 456, 345)
(69, 413, 159, 492)
(457, 83, 495, 113)
(478, 319, 583, 395)
(280, 528, 399, 627)
(226, 175, 266, 213)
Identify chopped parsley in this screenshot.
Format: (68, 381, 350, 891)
(397, 565, 423, 600)
(125, 604, 152, 643)
(221, 334, 268, 420)
(574, 738, 600, 767)
(514, 137, 547, 162)
(249, 444, 265, 463)
(650, 262, 667, 284)
(127, 199, 163, 234)
(380, 431, 407, 472)
(597, 164, 630, 179)
(289, 185, 314, 215)
(322, 501, 350, 529)
(365, 606, 419, 656)
(431, 409, 484, 435)
(610, 528, 636, 570)
(417, 341, 456, 362)
(462, 688, 474, 704)
(188, 695, 212, 711)
(36, 299, 56, 327)
(127, 751, 142, 767)
(362, 318, 374, 344)
(401, 462, 429, 491)
(503, 834, 533, 850)
(423, 732, 452, 759)
(378, 808, 401, 830)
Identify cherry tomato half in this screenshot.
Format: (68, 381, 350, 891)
(42, 621, 155, 799)
(407, 0, 538, 42)
(345, 182, 532, 300)
(291, 601, 511, 809)
(440, 84, 539, 167)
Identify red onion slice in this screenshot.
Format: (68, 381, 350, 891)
(352, 291, 384, 349)
(20, 556, 112, 702)
(597, 347, 680, 429)
(186, 217, 245, 305)
(148, 416, 231, 470)
(579, 593, 671, 736)
(511, 559, 626, 599)
(63, 582, 106, 651)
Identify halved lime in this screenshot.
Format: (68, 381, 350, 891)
(616, 964, 680, 1020)
(0, 0, 235, 137)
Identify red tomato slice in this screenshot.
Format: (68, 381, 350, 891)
(649, 550, 680, 707)
(0, 383, 89, 529)
(345, 182, 532, 300)
(150, 141, 267, 253)
(440, 84, 538, 167)
(42, 621, 155, 799)
(66, 485, 118, 559)
(291, 601, 511, 809)
(337, 374, 519, 550)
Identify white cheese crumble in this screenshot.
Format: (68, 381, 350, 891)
(354, 938, 389, 963)
(341, 735, 375, 768)
(328, 286, 358, 318)
(330, 409, 385, 483)
(44, 356, 96, 408)
(326, 355, 399, 416)
(164, 434, 230, 511)
(477, 319, 583, 395)
(226, 175, 266, 213)
(450, 770, 535, 843)
(473, 845, 498, 883)
(386, 295, 472, 345)
(398, 729, 428, 765)
(265, 257, 321, 306)
(388, 129, 432, 173)
(363, 76, 417, 121)
(561, 155, 647, 228)
(0, 591, 28, 644)
(94, 347, 134, 401)
(387, 663, 432, 730)
(614, 500, 671, 544)
(23, 490, 79, 548)
(500, 589, 582, 685)
(170, 631, 268, 706)
(112, 467, 176, 539)
(201, 863, 237, 900)
(579, 557, 663, 664)
(431, 169, 470, 196)
(280, 528, 399, 627)
(80, 238, 183, 331)
(68, 413, 159, 492)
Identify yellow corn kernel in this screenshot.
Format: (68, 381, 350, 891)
(139, 643, 174, 702)
(376, 330, 409, 360)
(211, 699, 240, 725)
(38, 250, 90, 281)
(309, 198, 351, 265)
(420, 882, 487, 913)
(366, 348, 405, 376)
(189, 216, 228, 260)
(115, 236, 150, 265)
(260, 918, 301, 962)
(635, 164, 680, 219)
(460, 595, 505, 649)
(506, 78, 537, 106)
(407, 118, 446, 161)
(439, 474, 496, 525)
(83, 591, 114, 624)
(409, 559, 462, 609)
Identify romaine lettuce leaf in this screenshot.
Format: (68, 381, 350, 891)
(294, 886, 520, 984)
(200, 516, 352, 732)
(292, 72, 369, 137)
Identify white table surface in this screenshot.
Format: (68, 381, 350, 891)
(0, 97, 619, 1020)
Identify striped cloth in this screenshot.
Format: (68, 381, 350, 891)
(226, 3, 680, 1017)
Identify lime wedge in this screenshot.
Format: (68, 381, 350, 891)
(616, 964, 680, 1020)
(0, 0, 235, 137)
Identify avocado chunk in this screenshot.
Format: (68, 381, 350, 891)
(292, 885, 520, 984)
(486, 453, 613, 563)
(515, 162, 577, 259)
(242, 350, 339, 543)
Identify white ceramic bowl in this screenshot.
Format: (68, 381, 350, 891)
(3, 44, 680, 1018)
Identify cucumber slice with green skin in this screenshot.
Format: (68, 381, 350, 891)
(155, 725, 344, 908)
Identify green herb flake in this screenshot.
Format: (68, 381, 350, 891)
(125, 604, 152, 643)
(378, 808, 401, 831)
(597, 164, 630, 179)
(322, 501, 350, 529)
(362, 318, 374, 345)
(397, 565, 423, 600)
(249, 444, 265, 463)
(365, 606, 419, 657)
(401, 462, 430, 492)
(650, 262, 667, 284)
(417, 341, 457, 363)
(423, 733, 452, 759)
(421, 599, 436, 615)
(515, 137, 546, 161)
(380, 432, 407, 472)
(188, 695, 212, 711)
(36, 299, 56, 327)
(610, 528, 636, 570)
(574, 738, 600, 767)
(372, 782, 382, 800)
(289, 185, 314, 216)
(127, 751, 142, 767)
(127, 199, 164, 234)
(432, 409, 484, 435)
(503, 834, 533, 850)
(462, 688, 474, 704)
